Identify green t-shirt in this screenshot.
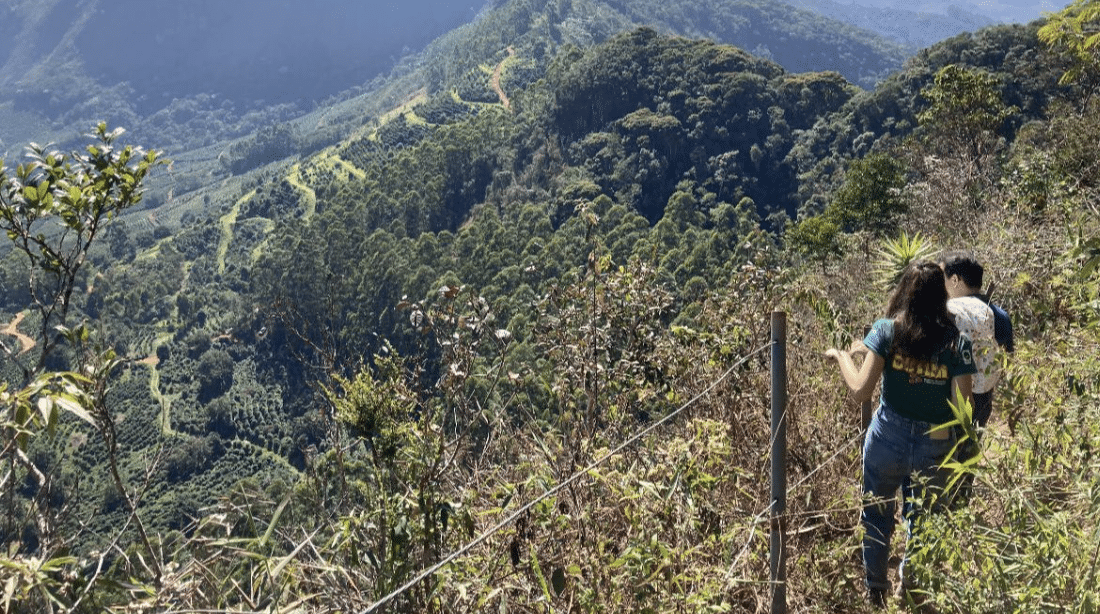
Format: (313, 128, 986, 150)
(863, 318, 976, 424)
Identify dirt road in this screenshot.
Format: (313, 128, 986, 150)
(491, 46, 516, 110)
(2, 312, 35, 355)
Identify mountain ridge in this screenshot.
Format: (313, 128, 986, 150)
(1, 0, 959, 161)
(2, 2, 1095, 611)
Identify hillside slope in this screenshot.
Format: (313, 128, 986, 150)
(789, 0, 997, 48)
(3, 1, 1098, 611)
(12, 14, 1057, 555)
(0, 0, 912, 159)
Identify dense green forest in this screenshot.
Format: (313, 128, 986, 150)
(2, 0, 1099, 611)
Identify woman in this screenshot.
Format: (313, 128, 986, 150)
(826, 261, 975, 607)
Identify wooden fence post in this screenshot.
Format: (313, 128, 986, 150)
(770, 311, 787, 614)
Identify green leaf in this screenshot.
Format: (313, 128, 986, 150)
(1080, 255, 1100, 279)
(14, 402, 29, 430)
(260, 492, 293, 547)
(39, 556, 78, 572)
(269, 528, 316, 580)
(54, 394, 96, 426)
(45, 399, 58, 436)
(36, 397, 53, 426)
(530, 545, 550, 601)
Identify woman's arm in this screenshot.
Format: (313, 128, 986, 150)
(825, 343, 885, 402)
(952, 373, 974, 410)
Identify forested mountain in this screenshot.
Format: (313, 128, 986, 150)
(2, 0, 1099, 611)
(789, 0, 998, 48)
(794, 0, 1053, 30)
(0, 0, 476, 149)
(0, 0, 914, 159)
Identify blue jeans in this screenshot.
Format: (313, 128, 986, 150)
(861, 405, 956, 593)
(972, 390, 993, 429)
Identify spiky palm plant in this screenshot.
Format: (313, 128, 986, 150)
(873, 231, 938, 290)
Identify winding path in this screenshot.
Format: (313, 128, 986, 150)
(491, 46, 516, 111)
(2, 312, 35, 355)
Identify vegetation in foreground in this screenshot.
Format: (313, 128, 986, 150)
(1, 0, 1099, 612)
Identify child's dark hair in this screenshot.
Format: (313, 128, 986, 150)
(939, 250, 985, 290)
(886, 260, 959, 360)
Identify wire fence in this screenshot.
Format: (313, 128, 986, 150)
(356, 318, 881, 614)
(359, 340, 778, 614)
(135, 309, 883, 614)
(149, 313, 887, 614)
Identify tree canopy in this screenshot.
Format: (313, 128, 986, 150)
(2, 3, 1100, 612)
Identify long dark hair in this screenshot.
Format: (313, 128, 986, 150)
(885, 260, 958, 360)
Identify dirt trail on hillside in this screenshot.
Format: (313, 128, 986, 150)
(491, 47, 516, 111)
(2, 312, 36, 355)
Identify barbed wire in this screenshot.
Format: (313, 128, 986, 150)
(723, 503, 773, 585)
(351, 315, 950, 614)
(353, 332, 900, 610)
(152, 328, 931, 614)
(359, 341, 776, 614)
(354, 326, 955, 613)
(719, 407, 869, 586)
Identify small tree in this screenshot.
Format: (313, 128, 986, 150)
(913, 65, 1015, 213)
(1038, 0, 1100, 113)
(786, 214, 842, 272)
(788, 151, 908, 268)
(0, 124, 164, 606)
(917, 65, 1015, 170)
(1, 123, 162, 382)
(828, 151, 909, 237)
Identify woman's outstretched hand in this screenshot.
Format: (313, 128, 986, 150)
(826, 340, 866, 361)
